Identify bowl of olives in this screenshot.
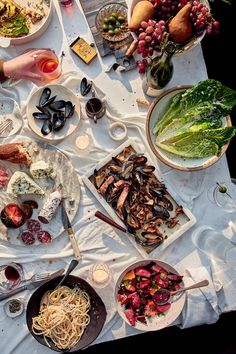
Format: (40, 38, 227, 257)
(95, 3, 129, 42)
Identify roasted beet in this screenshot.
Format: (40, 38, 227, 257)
(124, 308, 136, 326)
(0, 203, 26, 228)
(135, 267, 151, 278)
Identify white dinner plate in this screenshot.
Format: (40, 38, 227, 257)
(26, 84, 81, 142)
(146, 86, 231, 171)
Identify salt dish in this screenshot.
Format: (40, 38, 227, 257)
(108, 122, 127, 141)
(4, 298, 24, 318)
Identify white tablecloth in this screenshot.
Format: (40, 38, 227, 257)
(1, 1, 236, 353)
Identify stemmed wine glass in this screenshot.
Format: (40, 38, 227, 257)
(207, 181, 236, 213)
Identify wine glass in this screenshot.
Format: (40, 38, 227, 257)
(0, 263, 24, 293)
(34, 50, 62, 83)
(207, 181, 236, 213)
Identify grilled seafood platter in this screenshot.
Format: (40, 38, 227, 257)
(86, 140, 196, 253)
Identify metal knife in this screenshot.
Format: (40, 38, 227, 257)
(0, 268, 64, 301)
(61, 203, 81, 260)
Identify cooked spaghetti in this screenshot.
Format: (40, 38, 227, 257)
(32, 286, 90, 350)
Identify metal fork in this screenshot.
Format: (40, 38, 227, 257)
(23, 272, 51, 283)
(0, 119, 13, 136)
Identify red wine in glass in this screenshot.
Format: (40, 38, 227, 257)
(0, 263, 24, 293)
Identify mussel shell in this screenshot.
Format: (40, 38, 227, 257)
(39, 87, 51, 106)
(41, 120, 53, 136)
(36, 105, 51, 115)
(80, 77, 92, 96)
(112, 156, 123, 167)
(136, 165, 155, 176)
(152, 205, 170, 219)
(128, 153, 148, 166)
(42, 96, 57, 107)
(49, 100, 66, 111)
(65, 101, 75, 119)
(52, 112, 66, 131)
(33, 112, 51, 120)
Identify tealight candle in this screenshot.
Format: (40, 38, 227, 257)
(75, 134, 90, 150)
(89, 263, 111, 288)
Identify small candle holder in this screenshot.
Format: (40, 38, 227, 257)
(88, 263, 112, 288)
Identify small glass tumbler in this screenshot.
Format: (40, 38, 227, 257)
(59, 0, 74, 7)
(192, 226, 236, 270)
(34, 50, 62, 83)
(0, 263, 24, 293)
(207, 182, 236, 213)
(88, 263, 112, 288)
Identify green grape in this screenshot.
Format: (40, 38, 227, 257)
(118, 15, 125, 23)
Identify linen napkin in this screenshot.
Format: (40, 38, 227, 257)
(178, 266, 220, 329)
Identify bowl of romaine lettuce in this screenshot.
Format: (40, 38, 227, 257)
(146, 79, 236, 171)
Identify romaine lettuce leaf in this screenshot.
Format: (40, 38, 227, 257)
(153, 80, 236, 134)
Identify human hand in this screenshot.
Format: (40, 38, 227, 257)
(3, 49, 53, 81)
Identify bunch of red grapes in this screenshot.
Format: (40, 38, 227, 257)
(136, 19, 167, 73)
(189, 1, 220, 36)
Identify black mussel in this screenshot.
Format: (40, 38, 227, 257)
(128, 153, 147, 166)
(150, 188, 164, 197)
(136, 165, 155, 177)
(157, 196, 174, 211)
(41, 120, 52, 136)
(49, 100, 66, 111)
(36, 105, 51, 115)
(152, 205, 170, 219)
(42, 96, 57, 107)
(39, 87, 51, 106)
(52, 112, 66, 131)
(33, 111, 51, 120)
(120, 161, 134, 180)
(80, 77, 92, 96)
(65, 101, 75, 119)
(112, 156, 123, 167)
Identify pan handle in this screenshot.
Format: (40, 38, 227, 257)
(95, 211, 127, 233)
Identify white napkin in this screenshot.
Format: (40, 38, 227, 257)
(178, 266, 219, 329)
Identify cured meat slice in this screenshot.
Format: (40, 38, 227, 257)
(20, 230, 36, 245)
(27, 219, 41, 233)
(0, 166, 9, 189)
(38, 190, 62, 224)
(37, 230, 52, 244)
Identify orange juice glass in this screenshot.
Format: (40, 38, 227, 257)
(35, 50, 62, 82)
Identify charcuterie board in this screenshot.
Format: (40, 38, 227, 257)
(0, 139, 80, 247)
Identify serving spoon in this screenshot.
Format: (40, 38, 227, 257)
(154, 279, 209, 306)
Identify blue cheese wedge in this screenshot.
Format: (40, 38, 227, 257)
(30, 161, 56, 179)
(7, 171, 45, 196)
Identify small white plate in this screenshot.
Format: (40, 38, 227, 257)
(26, 84, 81, 142)
(0, 97, 23, 138)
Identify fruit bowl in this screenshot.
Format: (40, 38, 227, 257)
(128, 0, 209, 55)
(95, 3, 130, 42)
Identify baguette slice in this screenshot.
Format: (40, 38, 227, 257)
(0, 143, 31, 166)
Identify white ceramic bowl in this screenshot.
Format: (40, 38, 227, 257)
(0, 0, 53, 48)
(128, 0, 207, 55)
(26, 84, 81, 142)
(146, 86, 231, 171)
(115, 259, 186, 331)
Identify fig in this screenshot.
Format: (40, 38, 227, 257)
(22, 200, 38, 209)
(0, 203, 26, 229)
(19, 203, 33, 220)
(168, 3, 193, 44)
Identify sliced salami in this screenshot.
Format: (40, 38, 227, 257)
(37, 230, 52, 244)
(27, 219, 41, 233)
(20, 230, 36, 245)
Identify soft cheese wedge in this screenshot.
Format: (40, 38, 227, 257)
(30, 161, 56, 179)
(7, 171, 45, 196)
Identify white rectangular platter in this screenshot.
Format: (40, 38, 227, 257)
(82, 138, 196, 256)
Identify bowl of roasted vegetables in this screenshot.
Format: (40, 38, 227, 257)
(115, 259, 185, 330)
(146, 79, 236, 171)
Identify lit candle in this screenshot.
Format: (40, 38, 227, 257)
(89, 263, 111, 288)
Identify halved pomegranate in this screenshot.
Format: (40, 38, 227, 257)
(0, 203, 26, 228)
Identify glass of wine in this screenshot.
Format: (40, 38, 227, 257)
(207, 182, 236, 213)
(35, 50, 62, 83)
(0, 263, 24, 293)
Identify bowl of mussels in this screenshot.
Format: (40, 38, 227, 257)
(26, 85, 81, 142)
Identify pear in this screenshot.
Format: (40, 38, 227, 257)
(168, 3, 193, 44)
(129, 1, 154, 32)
